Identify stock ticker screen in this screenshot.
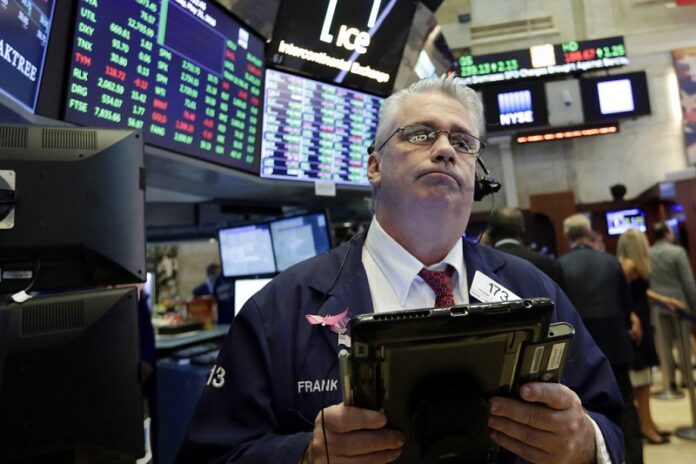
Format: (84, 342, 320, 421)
(261, 69, 382, 185)
(0, 0, 55, 112)
(64, 0, 265, 173)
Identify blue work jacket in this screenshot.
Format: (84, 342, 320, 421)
(180, 234, 624, 464)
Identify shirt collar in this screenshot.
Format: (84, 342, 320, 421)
(493, 238, 521, 247)
(365, 217, 464, 306)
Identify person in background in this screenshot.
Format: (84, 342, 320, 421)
(559, 213, 643, 464)
(179, 75, 624, 464)
(588, 229, 606, 252)
(649, 222, 696, 392)
(193, 263, 221, 298)
(617, 229, 685, 444)
(486, 206, 565, 289)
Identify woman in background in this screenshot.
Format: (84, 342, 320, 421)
(617, 229, 686, 444)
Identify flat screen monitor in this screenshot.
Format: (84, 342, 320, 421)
(580, 71, 651, 121)
(63, 0, 265, 173)
(267, 0, 418, 96)
(218, 223, 276, 277)
(0, 287, 144, 461)
(0, 125, 145, 294)
(270, 212, 332, 271)
(0, 0, 55, 112)
(261, 69, 382, 184)
(482, 81, 549, 133)
(234, 277, 272, 315)
(606, 208, 646, 236)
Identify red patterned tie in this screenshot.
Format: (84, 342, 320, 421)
(418, 266, 456, 307)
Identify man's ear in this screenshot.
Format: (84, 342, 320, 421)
(367, 153, 381, 187)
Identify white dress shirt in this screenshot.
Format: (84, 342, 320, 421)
(362, 217, 468, 313)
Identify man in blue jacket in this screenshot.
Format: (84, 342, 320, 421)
(180, 75, 624, 464)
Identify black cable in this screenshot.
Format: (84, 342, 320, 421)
(2, 259, 41, 304)
(305, 235, 359, 464)
(475, 192, 497, 245)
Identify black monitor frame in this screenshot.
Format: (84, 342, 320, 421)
(217, 220, 277, 278)
(482, 80, 549, 133)
(269, 210, 333, 272)
(0, 287, 144, 461)
(0, 125, 146, 294)
(580, 71, 651, 122)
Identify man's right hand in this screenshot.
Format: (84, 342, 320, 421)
(302, 403, 404, 464)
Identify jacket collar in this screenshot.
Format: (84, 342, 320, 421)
(462, 240, 506, 302)
(308, 234, 509, 311)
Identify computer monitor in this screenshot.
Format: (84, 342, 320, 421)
(234, 277, 273, 315)
(218, 223, 276, 278)
(63, 0, 265, 173)
(270, 212, 332, 271)
(0, 287, 144, 462)
(580, 71, 651, 121)
(0, 125, 146, 294)
(0, 0, 56, 112)
(605, 208, 647, 236)
(260, 68, 383, 185)
(482, 81, 549, 133)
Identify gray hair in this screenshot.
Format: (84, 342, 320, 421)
(374, 74, 484, 148)
(563, 214, 592, 242)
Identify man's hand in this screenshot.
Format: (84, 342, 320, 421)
(487, 383, 596, 464)
(303, 403, 404, 464)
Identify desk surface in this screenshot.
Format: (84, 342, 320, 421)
(155, 324, 230, 350)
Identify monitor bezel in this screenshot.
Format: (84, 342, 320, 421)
(580, 71, 651, 122)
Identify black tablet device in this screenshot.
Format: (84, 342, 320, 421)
(339, 298, 574, 464)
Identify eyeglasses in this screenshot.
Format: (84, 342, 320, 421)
(376, 124, 486, 156)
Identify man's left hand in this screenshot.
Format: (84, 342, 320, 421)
(488, 382, 596, 464)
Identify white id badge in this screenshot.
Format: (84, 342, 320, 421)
(469, 271, 520, 303)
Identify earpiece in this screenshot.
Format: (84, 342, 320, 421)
(473, 158, 502, 201)
(366, 141, 375, 155)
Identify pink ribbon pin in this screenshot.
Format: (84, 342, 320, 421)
(305, 309, 349, 334)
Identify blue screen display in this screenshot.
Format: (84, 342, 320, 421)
(219, 223, 276, 277)
(270, 212, 332, 271)
(606, 208, 646, 236)
(0, 0, 55, 111)
(64, 0, 264, 173)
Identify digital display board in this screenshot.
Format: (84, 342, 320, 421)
(456, 36, 629, 86)
(261, 68, 382, 185)
(0, 0, 55, 112)
(218, 223, 276, 277)
(268, 0, 418, 96)
(270, 212, 332, 271)
(515, 122, 619, 144)
(482, 82, 548, 133)
(606, 209, 646, 236)
(64, 0, 264, 173)
(580, 71, 651, 122)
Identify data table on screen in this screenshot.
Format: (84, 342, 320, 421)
(261, 69, 382, 185)
(0, 0, 55, 111)
(64, 0, 264, 172)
